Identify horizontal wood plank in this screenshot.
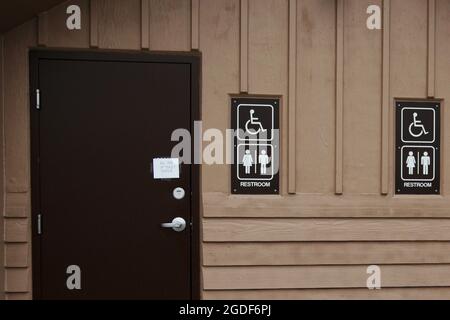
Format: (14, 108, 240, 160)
(5, 244, 29, 268)
(203, 287, 450, 300)
(4, 219, 28, 243)
(203, 218, 450, 242)
(203, 242, 450, 266)
(5, 292, 32, 300)
(5, 193, 29, 218)
(203, 193, 450, 218)
(203, 265, 450, 290)
(5, 268, 29, 293)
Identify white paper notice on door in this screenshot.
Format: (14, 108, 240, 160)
(153, 158, 180, 179)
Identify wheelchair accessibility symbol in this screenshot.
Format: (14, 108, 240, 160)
(409, 113, 429, 138)
(246, 110, 268, 135)
(401, 107, 435, 144)
(237, 104, 274, 142)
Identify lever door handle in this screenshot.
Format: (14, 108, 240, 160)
(161, 217, 187, 232)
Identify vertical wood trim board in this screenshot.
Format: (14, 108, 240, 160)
(141, 0, 150, 50)
(288, 0, 297, 194)
(335, 0, 344, 195)
(427, 0, 436, 98)
(191, 0, 200, 50)
(381, 0, 391, 195)
(38, 12, 48, 47)
(90, 0, 99, 48)
(240, 0, 249, 93)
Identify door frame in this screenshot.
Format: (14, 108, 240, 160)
(29, 48, 202, 300)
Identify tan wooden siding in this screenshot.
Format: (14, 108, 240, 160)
(2, 19, 36, 298)
(4, 244, 29, 268)
(3, 20, 35, 194)
(203, 242, 450, 266)
(98, 0, 141, 50)
(204, 288, 450, 300)
(335, 0, 344, 194)
(287, 0, 297, 194)
(436, 0, 450, 195)
(38, 12, 49, 46)
(149, 0, 191, 51)
(344, 0, 382, 195)
(89, 0, 98, 47)
(46, 0, 91, 48)
(381, 0, 390, 194)
(427, 0, 436, 98)
(4, 194, 29, 218)
(203, 265, 450, 290)
(5, 269, 29, 293)
(248, 0, 289, 194)
(4, 293, 32, 300)
(203, 218, 450, 242)
(203, 192, 450, 217)
(191, 0, 199, 50)
(297, 0, 336, 195)
(200, 0, 240, 193)
(0, 0, 449, 300)
(240, 0, 249, 93)
(4, 219, 28, 243)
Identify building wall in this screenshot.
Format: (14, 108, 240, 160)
(1, 0, 450, 300)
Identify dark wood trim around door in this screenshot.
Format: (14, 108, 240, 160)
(29, 48, 202, 300)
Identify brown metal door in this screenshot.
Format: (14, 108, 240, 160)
(30, 51, 200, 300)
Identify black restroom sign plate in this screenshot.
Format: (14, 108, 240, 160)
(231, 97, 280, 195)
(396, 101, 440, 195)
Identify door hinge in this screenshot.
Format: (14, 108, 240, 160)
(36, 89, 41, 110)
(37, 214, 42, 235)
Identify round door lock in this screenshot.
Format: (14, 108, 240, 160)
(173, 187, 186, 200)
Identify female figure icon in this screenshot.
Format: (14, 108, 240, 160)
(242, 150, 254, 174)
(406, 151, 416, 175)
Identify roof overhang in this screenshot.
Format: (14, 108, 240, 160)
(0, 0, 68, 34)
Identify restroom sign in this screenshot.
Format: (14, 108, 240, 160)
(396, 101, 440, 195)
(231, 97, 280, 195)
